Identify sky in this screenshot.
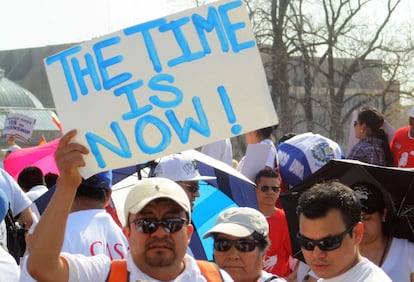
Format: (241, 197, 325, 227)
(1, 0, 413, 51)
(0, 0, 208, 51)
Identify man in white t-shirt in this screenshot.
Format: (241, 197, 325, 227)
(0, 187, 20, 281)
(0, 168, 34, 225)
(296, 181, 391, 281)
(26, 130, 233, 282)
(0, 168, 35, 256)
(61, 169, 129, 257)
(20, 168, 128, 281)
(17, 166, 49, 219)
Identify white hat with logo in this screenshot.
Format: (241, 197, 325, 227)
(152, 154, 216, 182)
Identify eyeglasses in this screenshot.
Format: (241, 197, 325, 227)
(180, 183, 199, 194)
(353, 120, 359, 127)
(259, 185, 280, 193)
(296, 223, 356, 251)
(214, 238, 258, 252)
(130, 217, 188, 234)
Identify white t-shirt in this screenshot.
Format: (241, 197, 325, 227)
(201, 139, 233, 166)
(0, 245, 20, 281)
(26, 185, 48, 219)
(381, 237, 414, 282)
(318, 258, 391, 282)
(63, 252, 234, 282)
(26, 185, 48, 202)
(261, 139, 278, 169)
(62, 209, 128, 258)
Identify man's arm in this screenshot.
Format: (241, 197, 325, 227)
(27, 130, 89, 282)
(16, 207, 35, 229)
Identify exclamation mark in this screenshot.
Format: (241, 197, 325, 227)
(217, 86, 242, 135)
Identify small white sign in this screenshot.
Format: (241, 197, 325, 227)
(3, 113, 36, 142)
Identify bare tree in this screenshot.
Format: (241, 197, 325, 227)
(247, 0, 293, 134)
(248, 0, 414, 144)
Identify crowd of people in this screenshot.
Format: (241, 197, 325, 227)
(0, 105, 413, 281)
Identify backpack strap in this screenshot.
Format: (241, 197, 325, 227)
(106, 258, 222, 282)
(106, 259, 129, 282)
(5, 208, 17, 232)
(196, 260, 223, 282)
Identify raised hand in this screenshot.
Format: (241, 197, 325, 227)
(55, 129, 89, 191)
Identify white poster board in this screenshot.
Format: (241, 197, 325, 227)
(44, 0, 278, 178)
(3, 113, 36, 142)
(240, 143, 272, 181)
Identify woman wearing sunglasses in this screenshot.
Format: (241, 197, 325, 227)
(352, 182, 414, 282)
(203, 207, 286, 282)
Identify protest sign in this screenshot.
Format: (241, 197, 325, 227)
(3, 113, 36, 142)
(44, 0, 278, 178)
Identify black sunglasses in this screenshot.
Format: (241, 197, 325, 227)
(297, 223, 356, 251)
(181, 183, 199, 193)
(130, 218, 188, 234)
(259, 185, 279, 193)
(214, 238, 258, 252)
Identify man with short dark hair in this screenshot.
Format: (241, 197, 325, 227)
(17, 166, 48, 219)
(296, 181, 391, 281)
(61, 170, 128, 257)
(254, 169, 292, 277)
(17, 166, 46, 193)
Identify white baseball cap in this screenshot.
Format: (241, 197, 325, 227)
(203, 207, 269, 238)
(124, 177, 191, 224)
(410, 106, 414, 118)
(152, 154, 216, 182)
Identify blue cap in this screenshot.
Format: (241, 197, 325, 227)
(0, 189, 9, 221)
(81, 171, 112, 189)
